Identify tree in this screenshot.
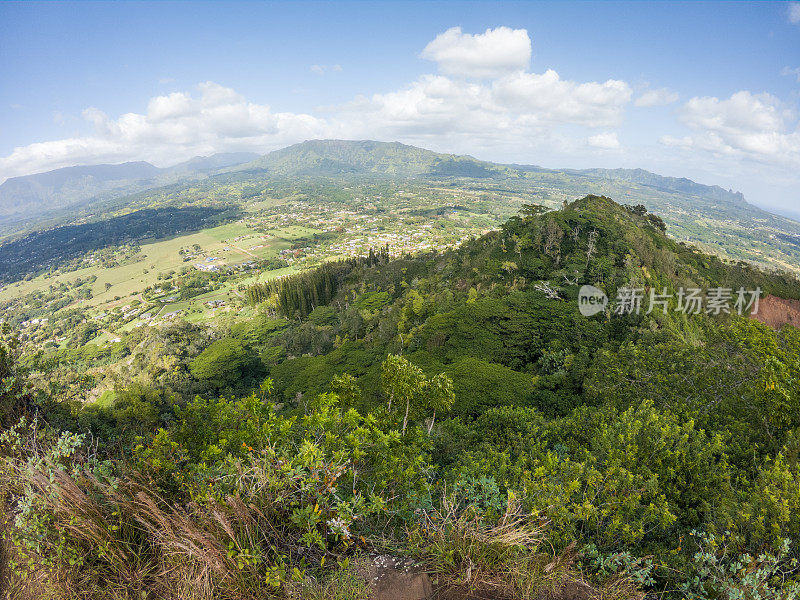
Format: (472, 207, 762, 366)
(330, 373, 362, 408)
(625, 203, 648, 216)
(424, 372, 455, 433)
(381, 355, 455, 435)
(542, 218, 564, 261)
(0, 327, 34, 427)
(189, 338, 251, 389)
(520, 203, 547, 218)
(647, 213, 667, 232)
(381, 354, 425, 434)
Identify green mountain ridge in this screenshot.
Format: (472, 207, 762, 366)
(232, 139, 492, 178)
(0, 152, 259, 226)
(5, 139, 767, 229)
(3, 139, 800, 275)
(567, 167, 748, 207)
(253, 193, 800, 408)
(224, 140, 800, 271)
(240, 140, 751, 208)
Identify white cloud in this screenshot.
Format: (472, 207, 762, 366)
(421, 26, 531, 78)
(146, 91, 195, 122)
(336, 67, 631, 150)
(311, 64, 342, 74)
(789, 2, 800, 23)
(781, 66, 800, 82)
(2, 23, 799, 212)
(0, 82, 330, 179)
(587, 132, 620, 149)
(492, 70, 631, 127)
(634, 88, 679, 107)
(662, 90, 800, 167)
(0, 26, 637, 181)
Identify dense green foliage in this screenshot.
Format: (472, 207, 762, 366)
(245, 247, 390, 318)
(4, 195, 800, 599)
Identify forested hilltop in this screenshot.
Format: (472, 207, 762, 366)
(3, 195, 800, 599)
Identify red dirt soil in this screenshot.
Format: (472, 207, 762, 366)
(750, 295, 800, 330)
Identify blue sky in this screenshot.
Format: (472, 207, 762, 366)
(1, 1, 799, 213)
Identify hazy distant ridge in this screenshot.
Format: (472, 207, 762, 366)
(0, 152, 259, 225)
(0, 139, 773, 228)
(242, 140, 751, 207)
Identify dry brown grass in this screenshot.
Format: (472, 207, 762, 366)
(407, 494, 643, 600)
(0, 506, 8, 599)
(2, 458, 313, 600)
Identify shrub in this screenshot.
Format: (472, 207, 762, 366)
(680, 531, 800, 600)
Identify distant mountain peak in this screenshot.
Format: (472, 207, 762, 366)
(574, 167, 748, 207)
(0, 153, 261, 227)
(234, 139, 496, 178)
(169, 152, 261, 172)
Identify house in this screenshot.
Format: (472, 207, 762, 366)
(194, 263, 219, 272)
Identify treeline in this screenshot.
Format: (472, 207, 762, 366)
(246, 245, 390, 317)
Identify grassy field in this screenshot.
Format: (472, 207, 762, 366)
(151, 265, 298, 325)
(0, 222, 305, 310)
(0, 215, 318, 351)
(271, 225, 322, 240)
(83, 262, 299, 345)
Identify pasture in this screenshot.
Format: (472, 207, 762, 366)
(0, 223, 308, 314)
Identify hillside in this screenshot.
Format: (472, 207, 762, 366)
(0, 153, 258, 226)
(230, 140, 800, 271)
(163, 151, 260, 175)
(0, 161, 161, 221)
(233, 139, 494, 178)
(5, 195, 800, 599)
(250, 194, 800, 407)
(239, 140, 751, 210)
(4, 140, 800, 275)
(570, 167, 747, 205)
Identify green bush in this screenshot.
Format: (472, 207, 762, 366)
(190, 338, 254, 389)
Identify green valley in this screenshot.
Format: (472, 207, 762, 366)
(3, 142, 800, 600)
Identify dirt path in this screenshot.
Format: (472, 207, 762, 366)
(230, 244, 258, 258)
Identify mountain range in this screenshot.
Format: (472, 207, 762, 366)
(2, 139, 799, 272)
(1, 141, 759, 226)
(0, 152, 259, 226)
